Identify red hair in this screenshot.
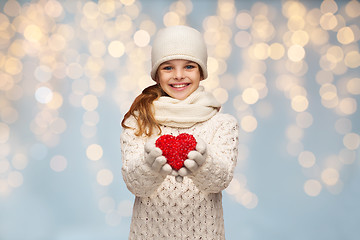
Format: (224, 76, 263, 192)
(121, 84, 165, 137)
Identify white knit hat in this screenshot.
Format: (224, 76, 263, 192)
(151, 25, 208, 80)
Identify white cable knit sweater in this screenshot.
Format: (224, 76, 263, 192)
(121, 113, 239, 239)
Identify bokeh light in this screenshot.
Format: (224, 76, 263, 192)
(343, 132, 360, 150)
(291, 95, 309, 112)
(133, 29, 150, 47)
(321, 168, 340, 186)
(86, 144, 103, 161)
(242, 88, 259, 104)
(7, 171, 23, 188)
(108, 40, 125, 58)
(97, 169, 114, 186)
(50, 155, 67, 172)
(0, 0, 359, 239)
(81, 94, 99, 111)
(287, 45, 305, 62)
(240, 115, 257, 132)
(304, 179, 322, 197)
(298, 151, 316, 168)
(12, 153, 28, 170)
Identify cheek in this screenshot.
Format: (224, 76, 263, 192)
(156, 74, 164, 85)
(158, 76, 167, 86)
(191, 73, 202, 84)
(158, 79, 170, 94)
(159, 82, 166, 91)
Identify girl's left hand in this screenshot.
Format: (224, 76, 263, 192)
(178, 137, 207, 177)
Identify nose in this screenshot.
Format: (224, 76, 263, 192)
(173, 67, 184, 80)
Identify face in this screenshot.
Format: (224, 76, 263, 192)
(156, 59, 203, 100)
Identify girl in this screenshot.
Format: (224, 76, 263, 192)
(121, 25, 239, 239)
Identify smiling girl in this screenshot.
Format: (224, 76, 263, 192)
(157, 59, 202, 100)
(121, 25, 239, 239)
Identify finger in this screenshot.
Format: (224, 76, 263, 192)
(144, 138, 157, 153)
(178, 167, 191, 177)
(144, 142, 153, 153)
(145, 148, 162, 165)
(171, 170, 179, 176)
(188, 151, 205, 166)
(149, 147, 162, 158)
(195, 138, 207, 154)
(145, 154, 154, 165)
(184, 159, 199, 172)
(152, 156, 166, 172)
(175, 175, 183, 182)
(160, 163, 172, 175)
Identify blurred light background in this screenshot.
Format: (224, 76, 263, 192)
(0, 0, 359, 239)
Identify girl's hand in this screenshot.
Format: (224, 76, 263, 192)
(178, 137, 207, 177)
(170, 169, 184, 182)
(144, 139, 172, 176)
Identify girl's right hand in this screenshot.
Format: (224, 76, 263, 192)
(144, 138, 172, 176)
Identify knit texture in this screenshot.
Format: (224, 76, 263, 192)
(153, 86, 221, 128)
(121, 113, 239, 240)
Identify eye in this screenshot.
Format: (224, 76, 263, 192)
(185, 65, 196, 69)
(162, 66, 172, 70)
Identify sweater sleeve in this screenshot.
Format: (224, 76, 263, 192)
(189, 115, 239, 193)
(120, 118, 166, 197)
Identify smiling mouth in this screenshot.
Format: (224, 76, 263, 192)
(170, 83, 190, 88)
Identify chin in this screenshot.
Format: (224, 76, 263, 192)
(172, 94, 188, 100)
(166, 89, 191, 100)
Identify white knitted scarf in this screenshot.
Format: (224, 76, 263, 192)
(153, 86, 221, 128)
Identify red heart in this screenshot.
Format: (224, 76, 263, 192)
(155, 133, 197, 171)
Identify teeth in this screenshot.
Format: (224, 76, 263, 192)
(172, 84, 188, 88)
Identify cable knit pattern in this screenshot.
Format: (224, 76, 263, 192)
(121, 113, 239, 240)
